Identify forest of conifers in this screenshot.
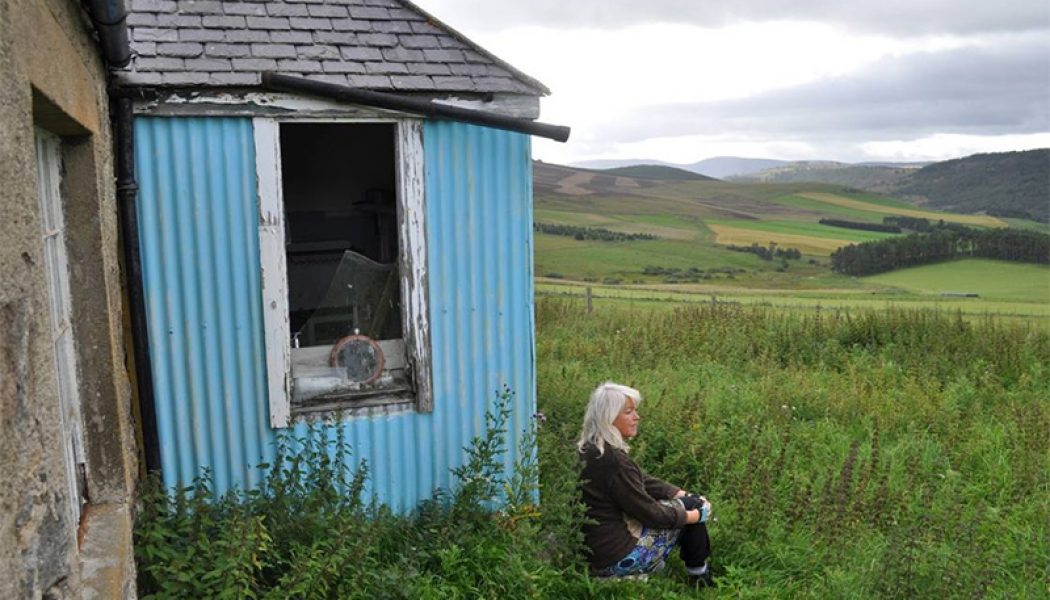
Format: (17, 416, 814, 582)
(829, 228, 1050, 276)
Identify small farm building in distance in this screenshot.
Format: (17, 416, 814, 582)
(117, 0, 566, 508)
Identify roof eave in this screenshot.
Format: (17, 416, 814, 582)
(396, 0, 550, 97)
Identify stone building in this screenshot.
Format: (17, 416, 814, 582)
(0, 0, 138, 597)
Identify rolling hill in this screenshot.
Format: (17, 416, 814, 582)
(600, 164, 715, 181)
(530, 161, 1031, 288)
(730, 161, 918, 192)
(571, 156, 790, 178)
(735, 149, 1049, 223)
(893, 149, 1050, 222)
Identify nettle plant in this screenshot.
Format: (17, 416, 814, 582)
(134, 388, 592, 599)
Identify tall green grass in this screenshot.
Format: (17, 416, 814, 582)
(536, 299, 1049, 597)
(135, 303, 1048, 598)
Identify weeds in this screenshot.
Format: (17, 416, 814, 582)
(137, 300, 1049, 598)
(537, 298, 1048, 597)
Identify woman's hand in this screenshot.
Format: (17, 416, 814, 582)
(685, 509, 701, 524)
(673, 490, 687, 499)
(680, 493, 713, 524)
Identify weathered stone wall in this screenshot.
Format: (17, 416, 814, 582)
(0, 0, 137, 597)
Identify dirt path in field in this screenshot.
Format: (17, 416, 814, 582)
(556, 172, 596, 195)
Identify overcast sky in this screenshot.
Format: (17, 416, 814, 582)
(419, 0, 1050, 165)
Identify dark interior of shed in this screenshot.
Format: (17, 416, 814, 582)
(279, 123, 402, 346)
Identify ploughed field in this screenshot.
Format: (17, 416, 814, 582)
(535, 298, 1049, 598)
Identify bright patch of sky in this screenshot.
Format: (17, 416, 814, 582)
(420, 1, 1050, 165)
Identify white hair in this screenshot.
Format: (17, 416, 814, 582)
(577, 381, 642, 456)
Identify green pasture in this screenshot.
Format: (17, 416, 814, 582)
(1003, 217, 1050, 233)
(865, 259, 1050, 302)
(769, 194, 891, 222)
(535, 234, 766, 280)
(535, 276, 1050, 326)
(706, 219, 899, 243)
(831, 189, 925, 210)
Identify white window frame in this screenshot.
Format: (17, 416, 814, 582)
(34, 128, 86, 525)
(255, 117, 431, 428)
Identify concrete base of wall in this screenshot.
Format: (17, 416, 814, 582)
(79, 503, 136, 600)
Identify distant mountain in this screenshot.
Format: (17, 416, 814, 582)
(571, 156, 788, 179)
(599, 164, 715, 181)
(734, 150, 1048, 222)
(732, 161, 919, 192)
(572, 158, 676, 171)
(686, 157, 790, 178)
(895, 149, 1049, 222)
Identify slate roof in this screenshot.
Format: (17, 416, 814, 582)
(120, 0, 548, 96)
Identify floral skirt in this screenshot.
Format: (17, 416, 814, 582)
(595, 500, 683, 578)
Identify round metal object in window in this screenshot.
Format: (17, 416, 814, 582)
(329, 334, 385, 385)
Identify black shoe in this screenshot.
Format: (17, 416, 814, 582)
(689, 571, 717, 589)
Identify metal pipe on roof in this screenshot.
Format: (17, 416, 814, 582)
(87, 0, 132, 68)
(260, 72, 571, 143)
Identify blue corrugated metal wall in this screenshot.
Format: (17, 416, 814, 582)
(134, 116, 535, 511)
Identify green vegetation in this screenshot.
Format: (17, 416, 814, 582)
(535, 222, 658, 241)
(707, 219, 898, 243)
(536, 299, 1049, 598)
(135, 301, 1050, 598)
(768, 194, 891, 222)
(135, 389, 593, 599)
(895, 149, 1050, 223)
(734, 150, 1050, 223)
(831, 228, 1050, 276)
(819, 218, 902, 234)
(535, 280, 1050, 325)
(535, 233, 770, 283)
(866, 259, 1050, 302)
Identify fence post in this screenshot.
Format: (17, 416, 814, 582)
(586, 286, 593, 314)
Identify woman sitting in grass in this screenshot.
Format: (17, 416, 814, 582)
(577, 382, 714, 586)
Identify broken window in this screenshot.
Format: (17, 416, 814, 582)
(278, 123, 417, 412)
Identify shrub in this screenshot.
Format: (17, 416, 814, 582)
(135, 389, 596, 599)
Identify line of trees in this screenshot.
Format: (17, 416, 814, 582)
(819, 218, 902, 233)
(830, 228, 1050, 276)
(534, 222, 657, 241)
(727, 242, 802, 261)
(882, 216, 971, 233)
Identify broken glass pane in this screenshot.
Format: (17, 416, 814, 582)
(292, 249, 402, 348)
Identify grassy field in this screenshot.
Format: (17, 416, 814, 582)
(866, 259, 1050, 302)
(794, 193, 1008, 227)
(534, 233, 773, 282)
(705, 223, 867, 255)
(536, 299, 1049, 598)
(536, 280, 1050, 328)
(707, 219, 900, 243)
(532, 163, 1035, 284)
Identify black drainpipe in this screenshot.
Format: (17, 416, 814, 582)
(113, 95, 161, 474)
(87, 0, 131, 68)
(89, 0, 163, 473)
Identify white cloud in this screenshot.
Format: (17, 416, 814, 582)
(420, 0, 1049, 37)
(860, 133, 1050, 162)
(415, 2, 1050, 164)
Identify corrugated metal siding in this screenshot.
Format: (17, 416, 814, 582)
(423, 120, 537, 502)
(135, 116, 535, 511)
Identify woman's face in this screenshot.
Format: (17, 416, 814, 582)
(612, 397, 640, 439)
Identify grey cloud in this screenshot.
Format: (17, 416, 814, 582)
(603, 38, 1050, 146)
(424, 0, 1050, 37)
